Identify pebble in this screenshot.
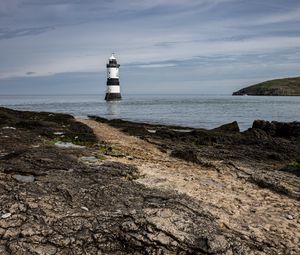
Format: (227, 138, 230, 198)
(81, 207, 89, 211)
(54, 141, 85, 149)
(286, 214, 294, 220)
(79, 156, 98, 163)
(2, 126, 16, 130)
(54, 132, 64, 135)
(1, 213, 11, 219)
(13, 174, 35, 183)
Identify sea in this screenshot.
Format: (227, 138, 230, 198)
(0, 94, 299, 131)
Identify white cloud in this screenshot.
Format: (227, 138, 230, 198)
(0, 0, 300, 95)
(0, 0, 23, 15)
(249, 7, 300, 25)
(138, 63, 177, 68)
(1, 7, 300, 77)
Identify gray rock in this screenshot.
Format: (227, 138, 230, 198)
(54, 141, 85, 149)
(79, 156, 98, 163)
(2, 126, 16, 130)
(13, 174, 35, 183)
(1, 212, 11, 219)
(213, 121, 240, 133)
(53, 132, 64, 135)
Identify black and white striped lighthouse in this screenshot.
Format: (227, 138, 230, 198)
(105, 53, 122, 101)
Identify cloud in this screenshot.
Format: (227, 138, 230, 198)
(138, 63, 177, 68)
(0, 26, 55, 40)
(0, 0, 22, 15)
(243, 6, 300, 26)
(26, 71, 36, 75)
(0, 0, 300, 94)
(262, 9, 300, 24)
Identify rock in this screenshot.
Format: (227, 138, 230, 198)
(171, 149, 199, 164)
(2, 126, 16, 130)
(13, 174, 35, 183)
(1, 213, 12, 219)
(279, 160, 300, 177)
(252, 120, 300, 138)
(213, 121, 240, 133)
(3, 228, 20, 239)
(1, 107, 299, 254)
(147, 129, 156, 134)
(79, 156, 98, 163)
(54, 141, 85, 149)
(100, 161, 140, 179)
(207, 235, 229, 253)
(104, 147, 127, 157)
(28, 244, 57, 255)
(1, 147, 84, 176)
(0, 245, 9, 255)
(53, 132, 64, 135)
(286, 214, 294, 220)
(0, 107, 97, 144)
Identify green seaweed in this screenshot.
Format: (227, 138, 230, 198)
(46, 136, 96, 147)
(288, 160, 300, 169)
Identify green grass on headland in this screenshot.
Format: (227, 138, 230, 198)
(233, 77, 300, 96)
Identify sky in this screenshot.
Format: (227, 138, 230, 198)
(0, 0, 300, 95)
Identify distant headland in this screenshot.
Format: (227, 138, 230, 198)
(233, 76, 300, 96)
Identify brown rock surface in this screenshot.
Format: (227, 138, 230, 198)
(86, 116, 300, 254)
(0, 107, 299, 254)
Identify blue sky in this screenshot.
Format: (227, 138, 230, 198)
(0, 0, 300, 94)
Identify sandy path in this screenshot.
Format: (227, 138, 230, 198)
(80, 119, 300, 251)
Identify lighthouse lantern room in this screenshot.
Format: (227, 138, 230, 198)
(105, 53, 122, 101)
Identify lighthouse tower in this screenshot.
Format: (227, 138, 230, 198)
(105, 53, 121, 101)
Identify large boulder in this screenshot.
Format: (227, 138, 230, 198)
(252, 120, 300, 138)
(213, 121, 240, 133)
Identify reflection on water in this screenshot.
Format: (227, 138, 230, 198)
(0, 94, 299, 130)
(106, 101, 120, 117)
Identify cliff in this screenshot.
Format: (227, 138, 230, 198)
(233, 77, 300, 96)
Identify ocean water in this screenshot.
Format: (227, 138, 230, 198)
(0, 94, 299, 130)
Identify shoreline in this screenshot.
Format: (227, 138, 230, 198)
(1, 93, 300, 131)
(0, 106, 299, 254)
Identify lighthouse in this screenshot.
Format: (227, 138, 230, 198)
(105, 53, 122, 101)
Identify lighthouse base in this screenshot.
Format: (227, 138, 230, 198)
(105, 93, 122, 101)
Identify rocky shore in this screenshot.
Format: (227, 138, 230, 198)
(0, 107, 300, 254)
